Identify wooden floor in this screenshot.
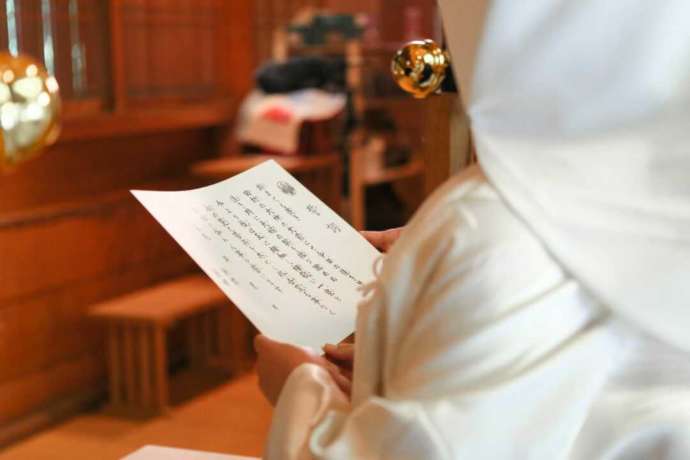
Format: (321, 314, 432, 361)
(0, 373, 272, 460)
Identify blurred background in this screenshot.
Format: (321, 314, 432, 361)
(0, 1, 469, 458)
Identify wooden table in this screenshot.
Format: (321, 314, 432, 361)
(89, 275, 229, 416)
(191, 153, 342, 214)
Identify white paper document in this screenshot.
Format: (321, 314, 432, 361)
(123, 445, 258, 460)
(132, 160, 380, 349)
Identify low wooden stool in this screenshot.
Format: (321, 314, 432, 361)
(89, 275, 228, 416)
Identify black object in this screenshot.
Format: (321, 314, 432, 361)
(288, 14, 363, 46)
(441, 62, 457, 93)
(256, 56, 346, 94)
(385, 145, 412, 168)
(440, 39, 458, 93)
(365, 184, 406, 230)
(362, 108, 396, 133)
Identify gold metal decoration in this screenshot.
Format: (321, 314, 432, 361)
(0, 52, 61, 172)
(391, 39, 450, 99)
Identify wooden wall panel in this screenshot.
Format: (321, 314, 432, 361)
(223, 0, 256, 97)
(0, 353, 104, 427)
(0, 0, 110, 110)
(420, 94, 453, 195)
(0, 194, 185, 303)
(119, 0, 225, 106)
(0, 255, 195, 398)
(0, 191, 200, 430)
(325, 0, 379, 14)
(0, 129, 214, 214)
(51, 0, 110, 106)
(380, 0, 436, 42)
(0, 0, 256, 446)
(0, 127, 227, 443)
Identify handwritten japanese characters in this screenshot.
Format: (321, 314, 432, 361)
(132, 160, 380, 348)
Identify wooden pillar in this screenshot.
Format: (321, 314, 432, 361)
(229, 305, 255, 374)
(202, 311, 214, 362)
(217, 0, 256, 155)
(330, 156, 342, 215)
(349, 144, 365, 230)
(138, 324, 152, 409)
(122, 323, 136, 405)
(152, 326, 168, 410)
(186, 315, 203, 368)
(107, 322, 122, 406)
(420, 93, 470, 196)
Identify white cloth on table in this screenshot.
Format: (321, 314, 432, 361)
(264, 166, 690, 459)
(235, 89, 346, 154)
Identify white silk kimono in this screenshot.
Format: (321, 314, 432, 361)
(264, 165, 690, 459)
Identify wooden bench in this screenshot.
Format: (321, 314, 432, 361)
(89, 274, 230, 416)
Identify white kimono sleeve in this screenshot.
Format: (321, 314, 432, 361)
(264, 178, 617, 460)
(266, 364, 449, 460)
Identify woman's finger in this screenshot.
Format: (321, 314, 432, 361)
(361, 228, 404, 252)
(323, 343, 355, 362)
(326, 366, 352, 397)
(254, 334, 272, 352)
(361, 231, 386, 250)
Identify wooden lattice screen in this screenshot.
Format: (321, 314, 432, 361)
(0, 0, 233, 114)
(0, 0, 109, 112)
(119, 0, 223, 106)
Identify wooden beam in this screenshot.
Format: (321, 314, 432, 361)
(59, 101, 236, 142)
(0, 130, 212, 214)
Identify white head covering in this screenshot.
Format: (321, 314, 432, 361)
(439, 0, 690, 352)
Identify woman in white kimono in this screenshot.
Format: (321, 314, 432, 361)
(254, 0, 690, 458)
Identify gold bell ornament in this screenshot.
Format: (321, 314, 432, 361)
(391, 39, 450, 99)
(0, 52, 61, 172)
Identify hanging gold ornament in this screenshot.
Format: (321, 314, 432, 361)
(0, 52, 61, 172)
(391, 39, 450, 99)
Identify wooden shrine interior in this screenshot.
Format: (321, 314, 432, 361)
(0, 0, 467, 449)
